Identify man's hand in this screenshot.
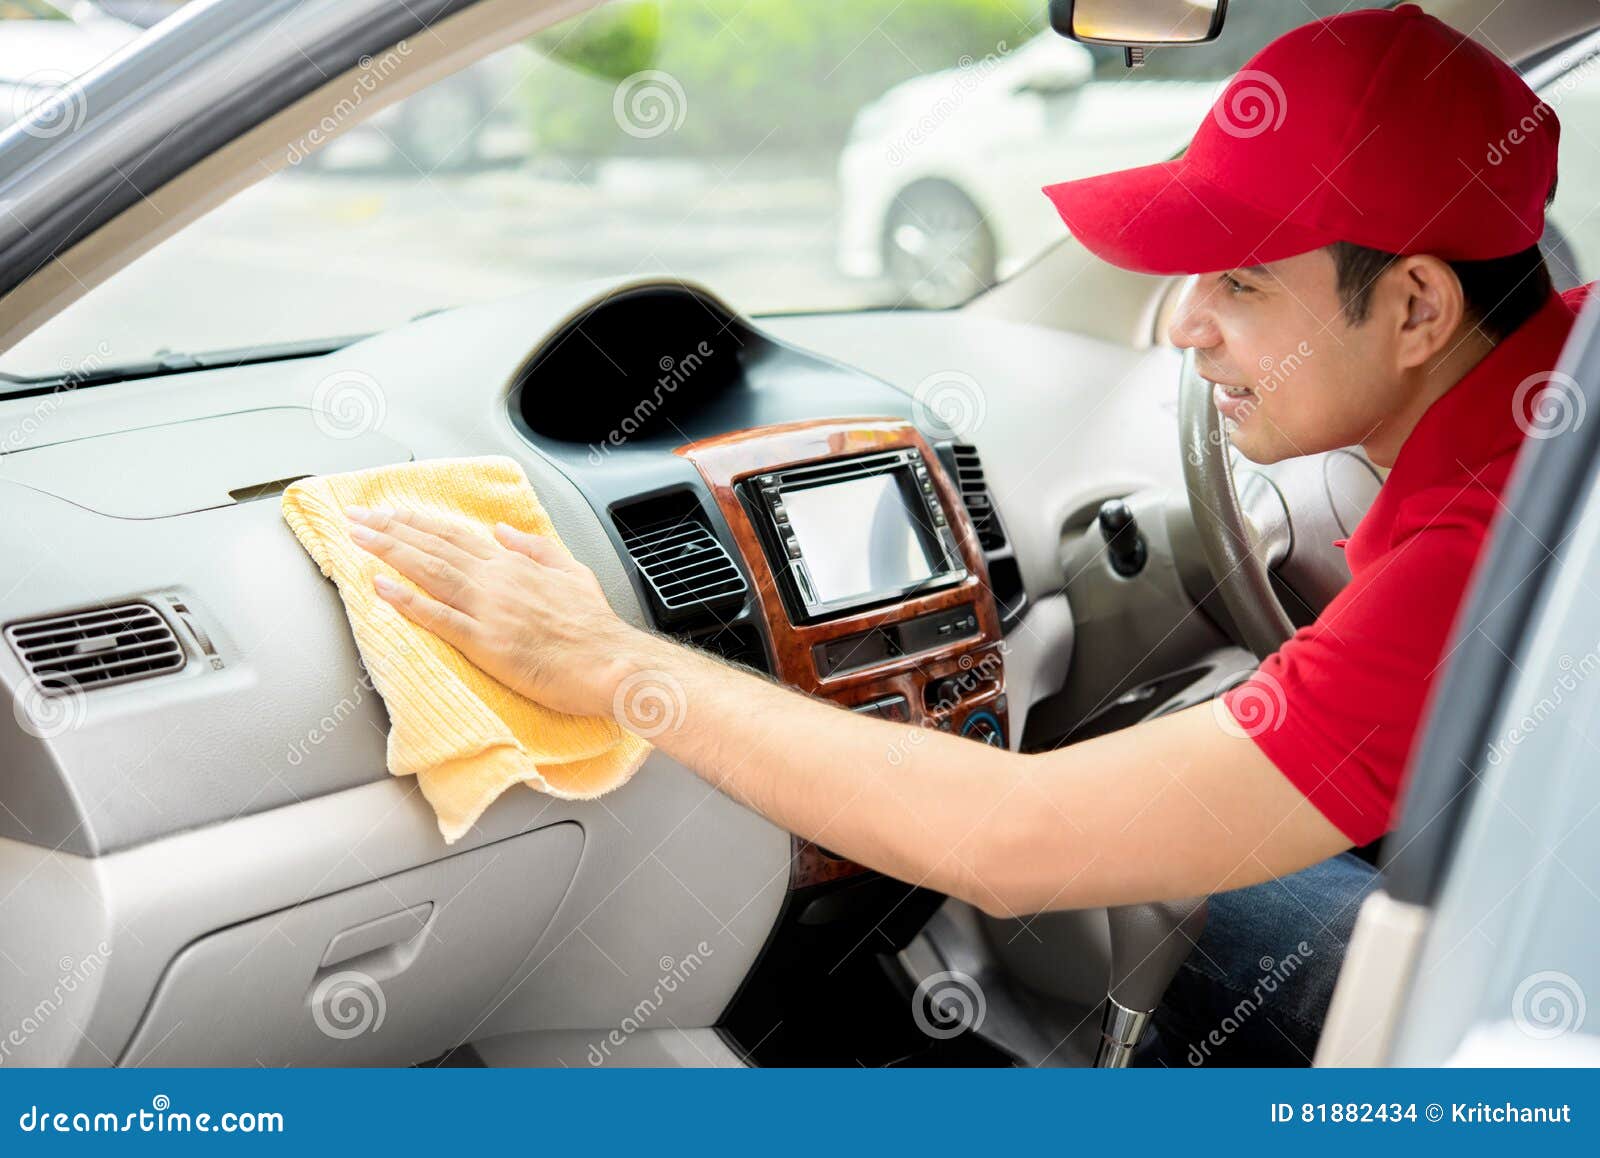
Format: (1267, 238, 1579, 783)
(342, 505, 1350, 915)
(344, 504, 641, 718)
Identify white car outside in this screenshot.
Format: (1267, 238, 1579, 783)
(837, 33, 1221, 307)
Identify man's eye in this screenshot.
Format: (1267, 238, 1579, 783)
(1221, 274, 1253, 295)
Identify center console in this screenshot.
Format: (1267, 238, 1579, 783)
(677, 417, 1009, 888)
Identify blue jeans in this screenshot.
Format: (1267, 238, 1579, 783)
(1137, 852, 1381, 1067)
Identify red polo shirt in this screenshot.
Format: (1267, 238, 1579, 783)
(1223, 282, 1592, 846)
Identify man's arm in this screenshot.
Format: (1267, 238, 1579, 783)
(345, 504, 1351, 916)
(603, 629, 1351, 914)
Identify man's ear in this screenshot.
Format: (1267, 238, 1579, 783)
(1392, 255, 1467, 370)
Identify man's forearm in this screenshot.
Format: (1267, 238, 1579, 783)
(597, 626, 1352, 917)
(604, 625, 1027, 910)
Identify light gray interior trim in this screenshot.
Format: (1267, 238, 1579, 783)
(0, 764, 787, 1066)
(474, 1027, 748, 1068)
(0, 309, 665, 852)
(121, 823, 586, 1066)
(1314, 890, 1430, 1067)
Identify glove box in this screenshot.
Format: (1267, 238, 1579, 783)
(118, 822, 583, 1066)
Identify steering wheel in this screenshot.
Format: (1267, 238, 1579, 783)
(1086, 333, 1386, 1066)
(1090, 345, 1299, 1066)
(1178, 344, 1299, 660)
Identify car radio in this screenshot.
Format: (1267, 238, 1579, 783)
(738, 448, 968, 623)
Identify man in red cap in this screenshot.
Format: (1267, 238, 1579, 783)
(341, 5, 1589, 1065)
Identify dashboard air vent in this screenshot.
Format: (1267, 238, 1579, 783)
(5, 602, 185, 694)
(950, 443, 1007, 552)
(615, 493, 748, 625)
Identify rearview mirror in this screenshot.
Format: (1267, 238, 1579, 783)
(1048, 0, 1227, 46)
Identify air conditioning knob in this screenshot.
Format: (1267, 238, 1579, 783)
(959, 710, 1004, 747)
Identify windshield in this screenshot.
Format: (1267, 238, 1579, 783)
(0, 0, 1375, 380)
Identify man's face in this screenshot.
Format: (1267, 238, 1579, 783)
(1167, 248, 1406, 464)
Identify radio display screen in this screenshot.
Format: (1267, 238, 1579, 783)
(780, 473, 936, 604)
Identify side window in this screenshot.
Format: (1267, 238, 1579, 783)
(1539, 53, 1600, 289)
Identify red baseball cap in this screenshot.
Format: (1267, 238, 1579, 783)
(1042, 4, 1559, 275)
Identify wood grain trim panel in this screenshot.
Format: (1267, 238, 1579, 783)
(676, 417, 1008, 890)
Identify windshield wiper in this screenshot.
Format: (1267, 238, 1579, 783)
(0, 334, 370, 400)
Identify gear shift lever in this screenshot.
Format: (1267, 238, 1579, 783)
(1094, 898, 1208, 1067)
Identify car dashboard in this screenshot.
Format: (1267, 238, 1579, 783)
(0, 276, 1195, 1067)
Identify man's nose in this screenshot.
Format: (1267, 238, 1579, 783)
(1167, 283, 1221, 351)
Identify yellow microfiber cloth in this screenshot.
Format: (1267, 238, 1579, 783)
(281, 454, 651, 843)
